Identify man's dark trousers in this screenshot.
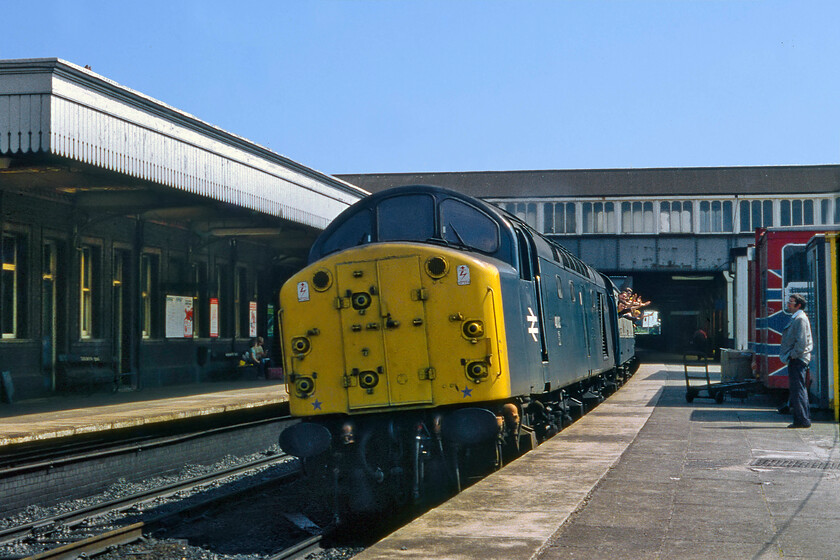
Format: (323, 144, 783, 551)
(788, 358, 811, 427)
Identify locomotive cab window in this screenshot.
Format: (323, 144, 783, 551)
(378, 194, 435, 242)
(320, 209, 373, 256)
(439, 198, 499, 253)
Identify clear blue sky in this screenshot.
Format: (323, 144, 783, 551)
(3, 1, 838, 174)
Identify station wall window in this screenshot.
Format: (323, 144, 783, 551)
(2, 233, 27, 339)
(79, 245, 101, 339)
(659, 201, 693, 233)
(621, 202, 654, 233)
(698, 200, 733, 233)
(140, 253, 159, 339)
(739, 199, 773, 233)
(544, 202, 576, 234)
(836, 197, 840, 224)
(504, 202, 538, 229)
(582, 202, 615, 234)
(780, 199, 814, 227)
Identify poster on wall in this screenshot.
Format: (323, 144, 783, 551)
(249, 301, 257, 337)
(266, 304, 275, 338)
(165, 295, 194, 338)
(209, 297, 219, 338)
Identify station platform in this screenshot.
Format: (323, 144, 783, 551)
(0, 380, 288, 447)
(356, 363, 840, 560)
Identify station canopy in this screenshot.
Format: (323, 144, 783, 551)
(0, 58, 366, 265)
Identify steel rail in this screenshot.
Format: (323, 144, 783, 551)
(24, 523, 145, 560)
(0, 415, 291, 475)
(0, 452, 296, 546)
(267, 533, 324, 560)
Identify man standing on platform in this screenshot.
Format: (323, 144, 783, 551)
(779, 294, 813, 428)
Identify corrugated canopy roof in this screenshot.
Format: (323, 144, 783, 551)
(0, 58, 367, 230)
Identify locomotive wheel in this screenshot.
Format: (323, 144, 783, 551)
(685, 391, 695, 403)
(715, 391, 725, 404)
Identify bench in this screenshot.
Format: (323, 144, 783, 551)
(57, 354, 116, 393)
(208, 350, 256, 380)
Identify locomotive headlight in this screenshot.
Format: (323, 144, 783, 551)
(462, 319, 485, 339)
(465, 361, 489, 383)
(291, 336, 311, 356)
(312, 269, 332, 291)
(424, 256, 449, 279)
(294, 376, 315, 397)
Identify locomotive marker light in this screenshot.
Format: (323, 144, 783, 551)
(291, 336, 311, 356)
(294, 376, 315, 398)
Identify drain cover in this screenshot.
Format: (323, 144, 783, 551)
(750, 458, 840, 470)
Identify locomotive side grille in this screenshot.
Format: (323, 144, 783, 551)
(598, 293, 609, 358)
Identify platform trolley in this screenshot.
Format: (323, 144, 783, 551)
(683, 353, 760, 404)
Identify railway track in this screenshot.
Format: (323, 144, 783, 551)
(0, 451, 302, 558)
(0, 415, 292, 474)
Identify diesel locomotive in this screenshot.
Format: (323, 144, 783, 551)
(278, 185, 636, 516)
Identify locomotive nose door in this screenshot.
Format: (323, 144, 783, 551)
(336, 256, 432, 410)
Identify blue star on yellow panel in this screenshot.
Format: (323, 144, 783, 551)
(312, 399, 322, 410)
(461, 387, 472, 398)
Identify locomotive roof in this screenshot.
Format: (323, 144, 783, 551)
(310, 184, 606, 286)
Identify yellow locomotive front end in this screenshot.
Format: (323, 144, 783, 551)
(280, 243, 509, 417)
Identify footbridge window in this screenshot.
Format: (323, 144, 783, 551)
(544, 202, 576, 234)
(621, 202, 655, 233)
(780, 199, 814, 227)
(583, 202, 615, 234)
(699, 200, 733, 233)
(739, 200, 774, 232)
(660, 201, 693, 233)
(504, 202, 538, 230)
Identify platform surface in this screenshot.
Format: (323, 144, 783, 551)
(0, 381, 287, 446)
(355, 364, 840, 560)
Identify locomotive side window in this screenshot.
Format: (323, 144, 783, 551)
(440, 199, 499, 253)
(320, 209, 373, 256)
(378, 194, 435, 242)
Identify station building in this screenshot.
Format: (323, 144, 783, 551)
(338, 168, 840, 356)
(0, 58, 365, 400)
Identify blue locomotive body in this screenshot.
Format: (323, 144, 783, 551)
(278, 185, 636, 517)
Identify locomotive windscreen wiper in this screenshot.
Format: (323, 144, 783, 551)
(448, 222, 467, 246)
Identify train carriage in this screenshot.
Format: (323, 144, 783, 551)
(751, 227, 840, 393)
(805, 232, 840, 419)
(277, 185, 636, 516)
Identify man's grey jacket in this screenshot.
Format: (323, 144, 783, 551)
(779, 309, 813, 365)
